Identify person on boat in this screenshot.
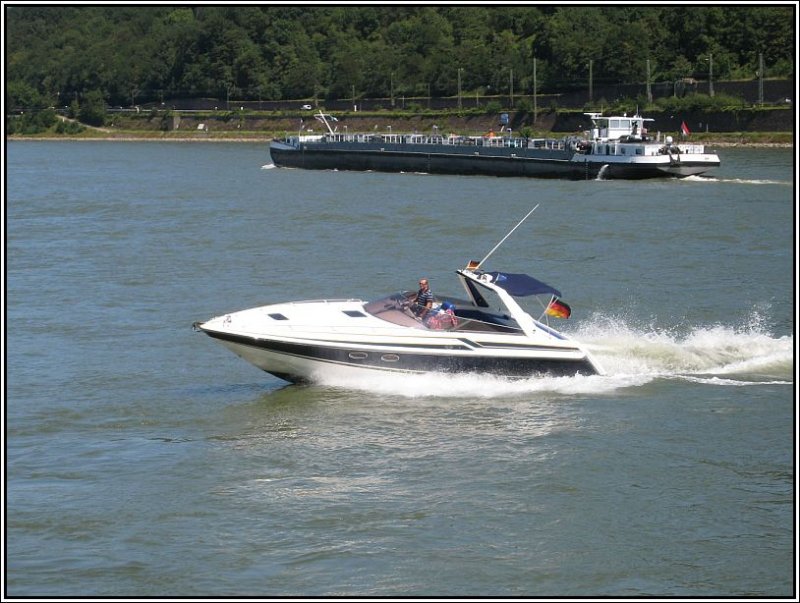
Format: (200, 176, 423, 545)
(413, 278, 434, 318)
(425, 301, 458, 329)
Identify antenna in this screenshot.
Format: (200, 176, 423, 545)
(476, 204, 539, 269)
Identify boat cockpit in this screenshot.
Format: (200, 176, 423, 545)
(363, 292, 522, 333)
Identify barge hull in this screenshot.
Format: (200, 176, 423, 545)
(271, 146, 596, 179)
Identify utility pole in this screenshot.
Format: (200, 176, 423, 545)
(509, 68, 514, 107)
(533, 57, 538, 125)
(758, 52, 764, 105)
(646, 59, 652, 103)
(588, 60, 593, 103)
(458, 68, 463, 109)
(708, 53, 714, 97)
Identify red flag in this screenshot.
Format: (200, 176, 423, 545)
(545, 298, 572, 319)
(680, 121, 691, 136)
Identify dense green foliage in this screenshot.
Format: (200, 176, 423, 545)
(6, 5, 794, 110)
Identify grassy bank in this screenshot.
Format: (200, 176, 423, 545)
(8, 128, 792, 147)
(7, 112, 793, 146)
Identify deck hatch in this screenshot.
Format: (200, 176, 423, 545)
(268, 313, 289, 321)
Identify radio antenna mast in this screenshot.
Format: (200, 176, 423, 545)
(476, 204, 539, 269)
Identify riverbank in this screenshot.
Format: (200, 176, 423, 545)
(7, 108, 794, 147)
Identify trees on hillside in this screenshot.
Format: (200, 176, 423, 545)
(5, 5, 794, 109)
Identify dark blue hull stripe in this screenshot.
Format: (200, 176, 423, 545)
(203, 330, 598, 382)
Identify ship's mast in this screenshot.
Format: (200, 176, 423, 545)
(314, 112, 336, 135)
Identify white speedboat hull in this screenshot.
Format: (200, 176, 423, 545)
(195, 296, 602, 384)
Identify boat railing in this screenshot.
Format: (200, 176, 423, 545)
(676, 143, 708, 154)
(308, 131, 571, 151)
(481, 137, 520, 149)
(286, 298, 364, 306)
(321, 133, 374, 144)
(529, 138, 570, 151)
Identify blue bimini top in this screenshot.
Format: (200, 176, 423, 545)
(484, 271, 561, 298)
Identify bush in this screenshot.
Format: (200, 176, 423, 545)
(77, 90, 107, 126)
(655, 92, 745, 113)
(55, 119, 85, 135)
(6, 108, 59, 134)
(515, 97, 533, 113)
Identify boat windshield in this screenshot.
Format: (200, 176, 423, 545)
(363, 293, 426, 328)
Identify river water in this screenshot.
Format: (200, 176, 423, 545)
(5, 141, 795, 598)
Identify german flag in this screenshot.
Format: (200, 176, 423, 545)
(545, 297, 572, 319)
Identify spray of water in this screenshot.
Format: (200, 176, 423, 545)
(682, 174, 791, 186)
(574, 309, 792, 381)
(315, 309, 793, 397)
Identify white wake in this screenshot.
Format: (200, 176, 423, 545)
(314, 311, 793, 397)
(682, 174, 792, 186)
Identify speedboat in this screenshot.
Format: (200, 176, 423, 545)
(193, 208, 603, 384)
(193, 265, 602, 384)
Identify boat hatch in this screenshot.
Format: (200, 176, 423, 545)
(269, 313, 289, 320)
(343, 310, 367, 318)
